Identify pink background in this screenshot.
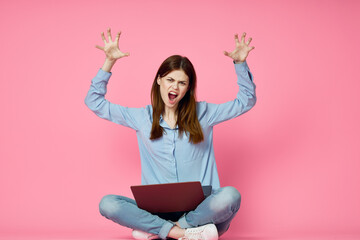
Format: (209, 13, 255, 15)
(1, 0, 360, 239)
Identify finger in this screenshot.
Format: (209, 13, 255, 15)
(234, 34, 240, 45)
(115, 31, 121, 44)
(101, 32, 106, 44)
(249, 46, 255, 51)
(224, 51, 233, 58)
(124, 52, 130, 56)
(246, 37, 252, 45)
(95, 45, 104, 51)
(241, 32, 246, 44)
(107, 28, 113, 42)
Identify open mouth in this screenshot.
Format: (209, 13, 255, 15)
(168, 92, 178, 103)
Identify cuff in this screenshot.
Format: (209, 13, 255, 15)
(178, 214, 192, 228)
(234, 61, 253, 83)
(92, 68, 112, 83)
(234, 60, 249, 73)
(158, 221, 175, 239)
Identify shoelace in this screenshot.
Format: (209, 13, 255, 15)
(180, 228, 204, 240)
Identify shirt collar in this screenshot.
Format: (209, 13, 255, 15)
(159, 114, 178, 130)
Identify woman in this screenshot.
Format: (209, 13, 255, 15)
(85, 28, 256, 240)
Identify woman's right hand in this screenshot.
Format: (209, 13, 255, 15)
(96, 28, 129, 61)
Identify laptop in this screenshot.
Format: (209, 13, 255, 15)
(131, 181, 212, 214)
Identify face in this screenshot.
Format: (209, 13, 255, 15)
(157, 69, 190, 112)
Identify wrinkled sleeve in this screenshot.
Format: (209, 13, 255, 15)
(204, 61, 256, 126)
(84, 69, 144, 131)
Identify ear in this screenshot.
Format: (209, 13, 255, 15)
(157, 76, 161, 85)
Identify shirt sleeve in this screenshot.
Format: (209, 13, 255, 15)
(84, 69, 144, 131)
(204, 61, 257, 126)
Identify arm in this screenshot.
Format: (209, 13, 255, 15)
(205, 61, 256, 126)
(85, 28, 143, 130)
(204, 32, 256, 126)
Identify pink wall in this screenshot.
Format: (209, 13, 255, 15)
(1, 0, 359, 238)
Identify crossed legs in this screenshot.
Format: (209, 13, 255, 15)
(99, 186, 241, 239)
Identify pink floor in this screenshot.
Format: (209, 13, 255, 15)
(1, 232, 359, 240)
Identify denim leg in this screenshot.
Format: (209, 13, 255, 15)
(99, 194, 174, 239)
(177, 186, 241, 236)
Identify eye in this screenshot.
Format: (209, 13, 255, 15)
(180, 82, 187, 86)
(167, 78, 174, 82)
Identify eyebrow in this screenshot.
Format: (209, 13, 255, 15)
(166, 77, 188, 83)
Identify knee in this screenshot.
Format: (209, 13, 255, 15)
(216, 186, 241, 212)
(99, 194, 120, 218)
(224, 186, 241, 203)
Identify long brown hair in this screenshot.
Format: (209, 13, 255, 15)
(150, 55, 204, 144)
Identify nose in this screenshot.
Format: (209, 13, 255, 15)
(172, 82, 179, 90)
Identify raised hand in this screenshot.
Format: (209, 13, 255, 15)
(95, 28, 129, 61)
(224, 32, 255, 63)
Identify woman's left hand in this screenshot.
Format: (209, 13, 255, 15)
(224, 32, 255, 63)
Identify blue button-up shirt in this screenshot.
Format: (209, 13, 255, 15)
(85, 61, 256, 189)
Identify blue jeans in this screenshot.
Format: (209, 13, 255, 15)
(99, 186, 241, 239)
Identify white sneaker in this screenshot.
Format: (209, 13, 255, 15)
(132, 229, 160, 240)
(179, 224, 218, 240)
